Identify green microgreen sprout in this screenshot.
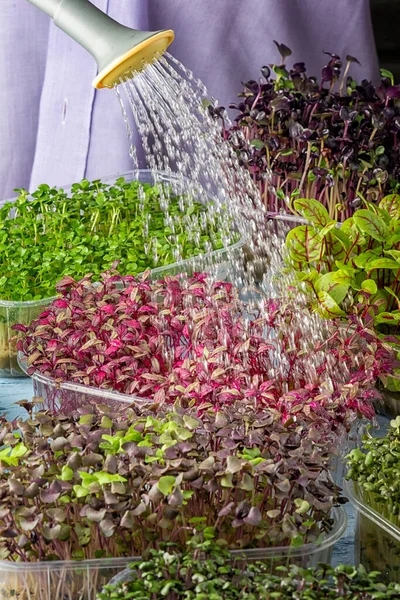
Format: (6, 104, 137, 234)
(98, 540, 400, 599)
(0, 177, 235, 303)
(346, 415, 400, 524)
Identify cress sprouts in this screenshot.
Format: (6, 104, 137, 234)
(0, 177, 235, 302)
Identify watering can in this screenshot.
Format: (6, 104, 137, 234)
(26, 0, 174, 88)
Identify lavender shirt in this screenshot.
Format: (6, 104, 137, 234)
(0, 0, 379, 200)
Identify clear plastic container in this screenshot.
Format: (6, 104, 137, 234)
(374, 385, 400, 418)
(344, 479, 400, 582)
(19, 352, 151, 413)
(147, 233, 245, 282)
(1, 169, 245, 378)
(0, 296, 57, 377)
(0, 507, 346, 600)
(329, 422, 362, 486)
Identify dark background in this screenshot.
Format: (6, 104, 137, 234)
(371, 0, 400, 81)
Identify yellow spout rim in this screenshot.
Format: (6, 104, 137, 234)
(93, 29, 175, 89)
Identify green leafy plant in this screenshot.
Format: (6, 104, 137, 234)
(98, 540, 400, 599)
(346, 416, 400, 581)
(285, 193, 400, 390)
(346, 415, 400, 524)
(0, 177, 234, 303)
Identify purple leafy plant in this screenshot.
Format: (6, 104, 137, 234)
(14, 271, 395, 426)
(0, 400, 344, 562)
(222, 47, 400, 220)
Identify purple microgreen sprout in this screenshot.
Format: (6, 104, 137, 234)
(224, 46, 400, 220)
(0, 400, 345, 564)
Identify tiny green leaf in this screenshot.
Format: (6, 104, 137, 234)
(375, 311, 400, 325)
(221, 473, 233, 488)
(157, 476, 176, 496)
(59, 466, 74, 482)
(0, 443, 28, 466)
(291, 534, 304, 548)
(100, 416, 113, 429)
(286, 225, 323, 263)
(293, 198, 330, 228)
(315, 291, 345, 319)
(379, 194, 400, 221)
(250, 139, 265, 150)
(366, 258, 400, 270)
(361, 279, 378, 295)
(380, 68, 394, 85)
(353, 210, 388, 242)
(315, 271, 351, 305)
(226, 456, 243, 474)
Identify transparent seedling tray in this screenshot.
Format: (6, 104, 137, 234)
(374, 384, 400, 419)
(0, 507, 346, 600)
(1, 169, 245, 378)
(344, 479, 400, 582)
(0, 296, 57, 378)
(18, 352, 150, 414)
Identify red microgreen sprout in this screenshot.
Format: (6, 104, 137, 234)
(14, 270, 395, 428)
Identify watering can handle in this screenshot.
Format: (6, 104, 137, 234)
(26, 0, 138, 68)
(26, 0, 174, 87)
(26, 0, 64, 18)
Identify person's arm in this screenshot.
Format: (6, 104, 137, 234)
(0, 0, 49, 200)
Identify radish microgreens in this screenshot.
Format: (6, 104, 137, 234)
(0, 400, 344, 562)
(223, 45, 400, 219)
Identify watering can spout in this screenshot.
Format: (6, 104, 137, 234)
(26, 0, 174, 88)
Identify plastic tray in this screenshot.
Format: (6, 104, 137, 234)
(0, 296, 57, 377)
(374, 385, 400, 419)
(1, 169, 245, 378)
(344, 479, 400, 581)
(0, 506, 346, 600)
(18, 352, 151, 414)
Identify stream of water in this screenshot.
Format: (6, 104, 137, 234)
(115, 54, 287, 293)
(114, 53, 329, 379)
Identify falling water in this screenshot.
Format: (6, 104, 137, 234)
(113, 53, 337, 388)
(114, 85, 138, 171)
(116, 54, 289, 295)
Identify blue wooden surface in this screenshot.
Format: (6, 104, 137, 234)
(0, 375, 358, 566)
(0, 377, 31, 420)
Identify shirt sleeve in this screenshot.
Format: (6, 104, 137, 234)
(0, 0, 49, 200)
